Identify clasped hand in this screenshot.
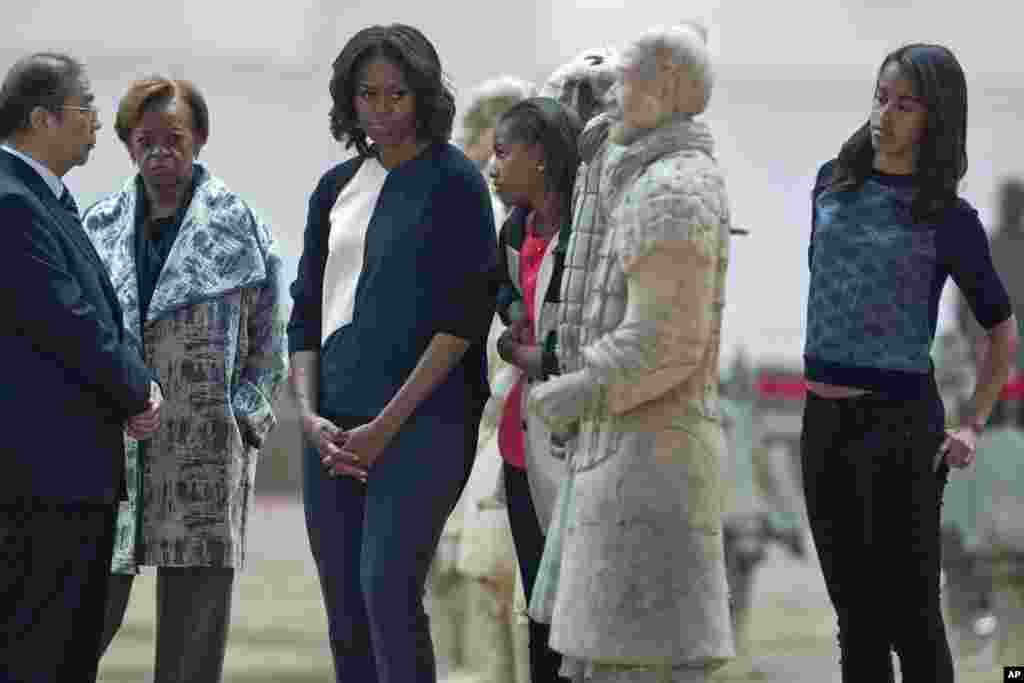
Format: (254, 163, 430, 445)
(303, 414, 396, 484)
(497, 317, 543, 380)
(126, 381, 163, 440)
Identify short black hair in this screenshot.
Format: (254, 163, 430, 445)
(497, 97, 583, 221)
(826, 44, 969, 221)
(0, 52, 86, 139)
(329, 24, 455, 156)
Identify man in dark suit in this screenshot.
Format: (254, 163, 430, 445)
(0, 53, 163, 682)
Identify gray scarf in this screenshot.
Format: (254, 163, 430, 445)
(601, 114, 715, 210)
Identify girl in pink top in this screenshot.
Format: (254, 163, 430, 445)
(490, 97, 581, 682)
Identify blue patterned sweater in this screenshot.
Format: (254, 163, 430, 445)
(804, 160, 1011, 396)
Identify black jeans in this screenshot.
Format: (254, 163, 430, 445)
(504, 461, 566, 682)
(800, 391, 954, 683)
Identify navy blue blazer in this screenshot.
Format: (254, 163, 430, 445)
(0, 150, 153, 505)
(288, 143, 498, 424)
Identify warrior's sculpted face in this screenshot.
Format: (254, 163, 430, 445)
(462, 126, 495, 167)
(610, 60, 669, 145)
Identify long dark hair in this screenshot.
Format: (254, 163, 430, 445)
(824, 44, 968, 221)
(328, 24, 456, 156)
(496, 97, 582, 223)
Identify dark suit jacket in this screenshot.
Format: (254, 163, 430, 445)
(0, 150, 153, 505)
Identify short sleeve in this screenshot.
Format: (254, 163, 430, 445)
(942, 201, 1013, 331)
(613, 162, 728, 274)
(286, 173, 333, 354)
(432, 164, 499, 341)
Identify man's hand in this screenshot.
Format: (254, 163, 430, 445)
(126, 381, 163, 440)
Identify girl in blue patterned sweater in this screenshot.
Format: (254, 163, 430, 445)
(801, 44, 1018, 682)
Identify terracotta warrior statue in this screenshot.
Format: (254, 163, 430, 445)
(528, 22, 735, 682)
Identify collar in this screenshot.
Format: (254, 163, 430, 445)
(83, 162, 271, 329)
(614, 114, 714, 162)
(1, 144, 65, 199)
(602, 114, 715, 207)
(868, 168, 918, 190)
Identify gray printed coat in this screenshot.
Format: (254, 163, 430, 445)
(83, 164, 286, 572)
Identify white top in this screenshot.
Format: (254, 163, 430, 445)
(321, 156, 389, 344)
(1, 144, 65, 199)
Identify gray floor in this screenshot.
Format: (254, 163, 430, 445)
(97, 496, 1003, 683)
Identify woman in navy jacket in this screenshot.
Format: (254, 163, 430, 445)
(287, 24, 497, 683)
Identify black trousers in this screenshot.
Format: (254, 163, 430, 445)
(303, 412, 479, 683)
(0, 502, 116, 683)
(800, 391, 954, 683)
(99, 567, 235, 683)
(503, 461, 566, 682)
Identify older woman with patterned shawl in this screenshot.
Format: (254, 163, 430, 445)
(82, 76, 285, 683)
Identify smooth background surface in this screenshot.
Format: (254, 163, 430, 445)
(5, 0, 1023, 365)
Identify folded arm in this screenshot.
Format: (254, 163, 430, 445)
(529, 170, 725, 428)
(585, 241, 714, 414)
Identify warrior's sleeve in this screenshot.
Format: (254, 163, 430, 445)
(582, 163, 728, 415)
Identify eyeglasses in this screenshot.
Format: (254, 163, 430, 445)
(58, 105, 100, 120)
